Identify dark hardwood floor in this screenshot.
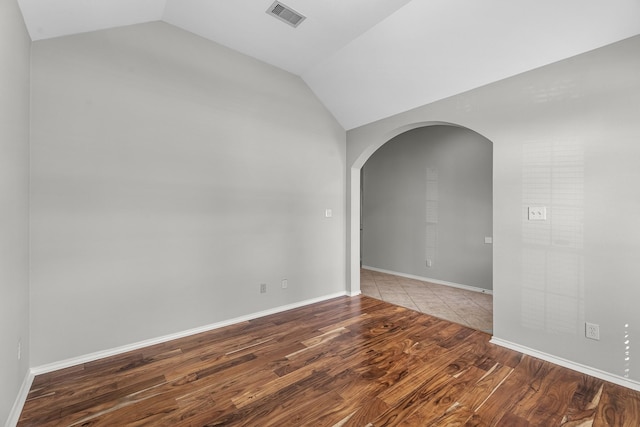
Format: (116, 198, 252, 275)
(18, 296, 640, 426)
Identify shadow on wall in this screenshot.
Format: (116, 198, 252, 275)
(521, 138, 584, 336)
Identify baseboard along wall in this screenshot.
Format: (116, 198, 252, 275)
(491, 337, 640, 392)
(361, 265, 493, 295)
(5, 291, 347, 426)
(5, 371, 34, 427)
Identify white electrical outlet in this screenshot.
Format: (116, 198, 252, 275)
(281, 279, 288, 289)
(585, 322, 600, 340)
(426, 259, 432, 267)
(17, 340, 21, 360)
(528, 206, 547, 221)
(260, 283, 267, 294)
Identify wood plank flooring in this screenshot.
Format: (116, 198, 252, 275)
(18, 296, 640, 426)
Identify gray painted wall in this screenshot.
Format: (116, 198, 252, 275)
(362, 125, 492, 290)
(29, 22, 346, 366)
(347, 35, 640, 384)
(0, 0, 30, 423)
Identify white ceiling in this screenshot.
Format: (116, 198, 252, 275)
(16, 0, 640, 130)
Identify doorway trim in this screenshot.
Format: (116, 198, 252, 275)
(346, 121, 482, 295)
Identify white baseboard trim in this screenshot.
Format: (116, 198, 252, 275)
(362, 266, 493, 295)
(5, 370, 34, 427)
(490, 337, 640, 392)
(31, 291, 347, 376)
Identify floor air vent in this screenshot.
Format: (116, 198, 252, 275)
(267, 1, 306, 28)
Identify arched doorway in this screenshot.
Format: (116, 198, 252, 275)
(359, 124, 493, 332)
(347, 121, 492, 332)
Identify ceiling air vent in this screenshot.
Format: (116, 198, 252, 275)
(267, 1, 306, 28)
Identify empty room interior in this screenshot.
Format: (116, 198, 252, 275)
(2, 0, 640, 425)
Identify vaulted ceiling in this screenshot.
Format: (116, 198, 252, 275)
(16, 0, 640, 129)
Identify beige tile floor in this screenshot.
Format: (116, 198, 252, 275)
(361, 268, 493, 334)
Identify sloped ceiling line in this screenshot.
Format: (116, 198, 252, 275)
(17, 0, 640, 129)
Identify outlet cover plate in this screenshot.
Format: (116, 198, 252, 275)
(586, 322, 600, 340)
(528, 206, 547, 221)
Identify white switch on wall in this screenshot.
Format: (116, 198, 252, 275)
(325, 209, 332, 218)
(528, 206, 547, 221)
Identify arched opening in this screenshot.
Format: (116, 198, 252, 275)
(348, 122, 494, 332)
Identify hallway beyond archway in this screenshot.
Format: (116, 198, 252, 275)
(361, 268, 493, 333)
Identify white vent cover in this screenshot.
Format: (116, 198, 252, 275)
(266, 1, 306, 28)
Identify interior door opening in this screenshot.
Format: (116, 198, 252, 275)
(358, 124, 493, 333)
